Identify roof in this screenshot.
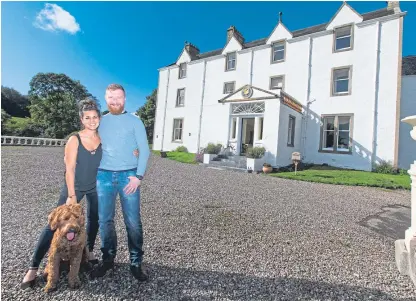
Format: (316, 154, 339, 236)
(164, 7, 397, 68)
(402, 56, 416, 76)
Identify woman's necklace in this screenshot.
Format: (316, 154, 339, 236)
(80, 132, 98, 154)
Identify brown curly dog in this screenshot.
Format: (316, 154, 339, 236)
(43, 203, 89, 293)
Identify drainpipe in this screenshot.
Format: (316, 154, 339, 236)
(371, 21, 382, 169)
(301, 36, 314, 160)
(196, 60, 207, 152)
(250, 49, 254, 85)
(161, 68, 170, 151)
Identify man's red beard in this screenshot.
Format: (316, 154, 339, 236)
(107, 105, 124, 115)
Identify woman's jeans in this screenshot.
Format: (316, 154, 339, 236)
(29, 184, 99, 268)
(96, 168, 144, 267)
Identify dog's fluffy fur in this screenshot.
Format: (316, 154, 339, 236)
(43, 203, 89, 292)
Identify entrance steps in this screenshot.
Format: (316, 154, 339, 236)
(206, 155, 247, 170)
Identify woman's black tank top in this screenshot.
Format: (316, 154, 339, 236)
(66, 133, 102, 192)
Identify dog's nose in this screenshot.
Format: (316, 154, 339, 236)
(69, 228, 76, 233)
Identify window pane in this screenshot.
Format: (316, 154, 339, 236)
(323, 131, 334, 149)
(273, 43, 284, 51)
(336, 37, 351, 50)
(335, 79, 349, 93)
(338, 131, 350, 150)
(336, 26, 351, 38)
(324, 117, 334, 130)
(338, 117, 350, 131)
(334, 68, 349, 80)
(271, 77, 282, 88)
(273, 50, 284, 61)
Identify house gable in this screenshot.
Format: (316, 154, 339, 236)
(218, 85, 279, 103)
(222, 36, 243, 55)
(176, 48, 191, 65)
(326, 2, 363, 30)
(266, 22, 293, 44)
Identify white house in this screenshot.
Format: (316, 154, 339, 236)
(153, 1, 416, 171)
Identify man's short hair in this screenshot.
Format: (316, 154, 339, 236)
(106, 84, 125, 94)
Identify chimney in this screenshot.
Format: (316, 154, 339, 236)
(226, 26, 245, 45)
(387, 1, 400, 12)
(184, 41, 200, 60)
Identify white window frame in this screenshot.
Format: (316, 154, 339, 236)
(223, 81, 235, 94)
(333, 25, 353, 52)
(271, 40, 285, 63)
(179, 63, 187, 79)
(270, 75, 285, 90)
(331, 66, 352, 96)
(172, 118, 184, 142)
(176, 88, 185, 107)
(287, 115, 295, 147)
(225, 52, 236, 71)
(319, 114, 353, 153)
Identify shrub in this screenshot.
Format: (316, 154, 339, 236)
(175, 146, 188, 153)
(263, 163, 272, 167)
(195, 147, 205, 163)
(246, 146, 265, 159)
(204, 143, 222, 154)
(372, 160, 399, 174)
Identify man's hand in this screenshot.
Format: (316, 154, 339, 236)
(124, 176, 141, 195)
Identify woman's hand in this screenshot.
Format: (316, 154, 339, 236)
(133, 149, 139, 157)
(66, 197, 77, 205)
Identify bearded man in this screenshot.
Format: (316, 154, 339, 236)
(91, 84, 150, 281)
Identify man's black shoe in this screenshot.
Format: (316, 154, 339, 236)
(90, 261, 114, 279)
(130, 265, 148, 282)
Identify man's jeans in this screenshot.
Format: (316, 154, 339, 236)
(97, 168, 144, 267)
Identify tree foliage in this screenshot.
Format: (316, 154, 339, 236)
(136, 89, 157, 142)
(28, 72, 96, 139)
(1, 86, 30, 117)
(30, 92, 79, 139)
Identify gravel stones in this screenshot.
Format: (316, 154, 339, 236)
(1, 146, 416, 300)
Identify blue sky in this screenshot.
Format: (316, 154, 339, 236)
(2, 1, 415, 112)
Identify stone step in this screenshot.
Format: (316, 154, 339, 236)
(209, 160, 247, 169)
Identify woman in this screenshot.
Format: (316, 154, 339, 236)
(21, 99, 138, 289)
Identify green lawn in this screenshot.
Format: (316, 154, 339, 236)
(268, 167, 411, 190)
(152, 150, 197, 164)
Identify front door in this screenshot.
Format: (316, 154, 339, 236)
(240, 118, 255, 155)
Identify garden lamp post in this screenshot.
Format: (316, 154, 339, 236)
(395, 115, 416, 286)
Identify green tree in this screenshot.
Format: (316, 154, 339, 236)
(1, 86, 30, 117)
(28, 73, 97, 138)
(136, 89, 157, 142)
(30, 92, 79, 139)
(1, 109, 12, 134)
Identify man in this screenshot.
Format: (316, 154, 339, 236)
(91, 84, 150, 281)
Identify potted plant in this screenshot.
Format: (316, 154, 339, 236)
(203, 143, 222, 164)
(160, 150, 167, 158)
(246, 146, 266, 172)
(263, 163, 273, 174)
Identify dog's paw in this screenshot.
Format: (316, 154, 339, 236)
(43, 284, 57, 293)
(68, 277, 81, 289)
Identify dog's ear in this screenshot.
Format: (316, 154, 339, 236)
(48, 206, 62, 231)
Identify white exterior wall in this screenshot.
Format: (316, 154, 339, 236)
(155, 6, 404, 172)
(276, 105, 303, 167)
(398, 75, 416, 169)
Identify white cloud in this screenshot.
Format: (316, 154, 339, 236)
(33, 3, 80, 34)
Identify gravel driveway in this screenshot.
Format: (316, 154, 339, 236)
(1, 146, 415, 300)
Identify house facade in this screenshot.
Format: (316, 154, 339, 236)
(153, 1, 415, 171)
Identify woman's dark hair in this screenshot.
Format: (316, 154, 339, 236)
(78, 99, 101, 118)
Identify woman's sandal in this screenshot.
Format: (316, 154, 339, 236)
(20, 267, 38, 289)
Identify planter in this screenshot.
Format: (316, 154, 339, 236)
(246, 158, 264, 172)
(160, 151, 167, 158)
(263, 165, 273, 174)
(203, 153, 216, 164)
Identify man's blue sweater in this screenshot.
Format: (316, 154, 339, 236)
(98, 112, 150, 177)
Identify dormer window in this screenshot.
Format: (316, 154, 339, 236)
(334, 25, 353, 52)
(271, 41, 285, 63)
(225, 52, 236, 71)
(179, 63, 187, 79)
